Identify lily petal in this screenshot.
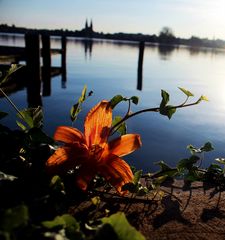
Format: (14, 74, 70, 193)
(84, 101, 112, 147)
(46, 142, 89, 174)
(106, 134, 142, 157)
(98, 154, 134, 193)
(54, 126, 86, 144)
(46, 146, 71, 174)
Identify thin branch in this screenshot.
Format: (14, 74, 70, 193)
(110, 99, 201, 135)
(0, 88, 25, 120)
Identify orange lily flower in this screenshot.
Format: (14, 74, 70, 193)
(46, 100, 142, 193)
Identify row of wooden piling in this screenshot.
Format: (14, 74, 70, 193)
(24, 32, 67, 106)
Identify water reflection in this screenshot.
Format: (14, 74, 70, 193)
(2, 34, 225, 171)
(82, 39, 93, 59)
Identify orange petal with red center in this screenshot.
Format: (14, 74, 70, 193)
(84, 100, 112, 147)
(46, 142, 89, 174)
(106, 134, 142, 158)
(98, 154, 134, 193)
(54, 126, 86, 144)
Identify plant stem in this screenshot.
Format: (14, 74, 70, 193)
(110, 99, 200, 135)
(0, 88, 25, 120)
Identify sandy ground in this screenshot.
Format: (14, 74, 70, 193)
(72, 179, 225, 240)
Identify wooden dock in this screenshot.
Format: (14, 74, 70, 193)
(0, 33, 67, 106)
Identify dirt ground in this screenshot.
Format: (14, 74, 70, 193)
(72, 179, 225, 240)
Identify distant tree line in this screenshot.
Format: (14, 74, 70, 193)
(0, 23, 225, 49)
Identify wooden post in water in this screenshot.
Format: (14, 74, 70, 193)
(61, 35, 67, 84)
(137, 41, 145, 91)
(25, 32, 42, 107)
(42, 33, 51, 96)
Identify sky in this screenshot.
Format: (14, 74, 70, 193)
(1, 0, 225, 40)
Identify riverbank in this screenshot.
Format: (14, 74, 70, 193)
(72, 179, 225, 239)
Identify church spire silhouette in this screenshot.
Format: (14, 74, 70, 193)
(83, 19, 93, 38)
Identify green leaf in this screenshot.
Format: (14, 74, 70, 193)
(50, 175, 65, 192)
(112, 116, 127, 135)
(101, 212, 145, 240)
(133, 170, 142, 185)
(110, 95, 124, 109)
(91, 196, 101, 206)
(178, 87, 194, 97)
(155, 161, 171, 171)
(0, 64, 23, 86)
(200, 142, 214, 152)
(207, 163, 223, 174)
(215, 158, 225, 165)
(130, 96, 139, 105)
(177, 155, 200, 171)
(160, 90, 170, 108)
(152, 175, 168, 186)
(0, 111, 8, 120)
(184, 170, 201, 182)
(42, 216, 65, 229)
(70, 103, 80, 122)
(42, 214, 79, 230)
(187, 144, 200, 154)
(0, 171, 17, 181)
(160, 105, 176, 119)
(16, 121, 27, 131)
(153, 161, 178, 178)
(17, 106, 43, 130)
(0, 205, 29, 231)
(187, 142, 214, 154)
(196, 95, 209, 104)
(80, 85, 87, 103)
(70, 85, 88, 122)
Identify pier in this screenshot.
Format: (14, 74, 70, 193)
(0, 32, 67, 106)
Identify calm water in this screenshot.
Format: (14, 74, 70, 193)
(1, 34, 225, 172)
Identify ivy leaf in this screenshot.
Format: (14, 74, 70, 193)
(215, 158, 225, 165)
(70, 85, 87, 122)
(0, 205, 29, 231)
(152, 175, 168, 187)
(0, 171, 17, 181)
(178, 87, 194, 97)
(155, 161, 171, 171)
(112, 116, 127, 135)
(110, 95, 124, 109)
(160, 105, 176, 119)
(42, 214, 84, 240)
(91, 196, 101, 206)
(133, 170, 142, 185)
(187, 144, 201, 154)
(153, 161, 178, 178)
(196, 95, 209, 104)
(130, 96, 139, 105)
(187, 142, 214, 154)
(0, 64, 23, 86)
(16, 106, 43, 130)
(160, 90, 170, 108)
(177, 155, 200, 171)
(0, 111, 8, 120)
(200, 142, 214, 152)
(101, 212, 145, 240)
(42, 214, 79, 230)
(50, 175, 65, 193)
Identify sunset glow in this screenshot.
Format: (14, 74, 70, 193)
(1, 0, 225, 40)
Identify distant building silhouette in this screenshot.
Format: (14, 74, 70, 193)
(81, 19, 93, 38)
